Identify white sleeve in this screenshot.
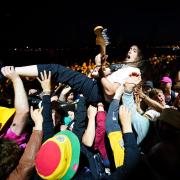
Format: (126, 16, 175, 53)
(144, 109, 160, 121)
(107, 66, 141, 84)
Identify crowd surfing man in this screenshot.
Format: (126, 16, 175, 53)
(1, 45, 143, 106)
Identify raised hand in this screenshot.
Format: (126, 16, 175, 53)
(87, 105, 97, 120)
(1, 66, 19, 82)
(113, 84, 124, 100)
(37, 70, 51, 93)
(95, 53, 102, 66)
(124, 72, 142, 93)
(30, 106, 43, 130)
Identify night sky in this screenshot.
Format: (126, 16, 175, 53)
(0, 1, 180, 48)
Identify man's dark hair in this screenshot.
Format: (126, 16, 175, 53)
(0, 138, 21, 179)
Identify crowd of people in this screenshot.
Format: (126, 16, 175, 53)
(0, 43, 180, 180)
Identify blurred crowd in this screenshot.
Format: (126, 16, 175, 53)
(0, 44, 180, 180)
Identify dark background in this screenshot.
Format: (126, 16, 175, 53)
(0, 1, 179, 65)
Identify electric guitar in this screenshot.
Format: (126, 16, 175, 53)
(94, 26, 110, 72)
(94, 25, 110, 56)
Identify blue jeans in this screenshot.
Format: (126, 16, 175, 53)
(37, 64, 103, 104)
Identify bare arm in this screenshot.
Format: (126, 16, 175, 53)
(101, 77, 120, 96)
(136, 88, 164, 112)
(1, 66, 29, 135)
(8, 107, 43, 180)
(82, 105, 97, 147)
(59, 85, 72, 102)
(95, 53, 119, 96)
(141, 94, 164, 112)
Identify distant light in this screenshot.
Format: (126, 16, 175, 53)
(26, 46, 29, 49)
(14, 48, 17, 51)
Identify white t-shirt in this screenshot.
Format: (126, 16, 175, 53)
(144, 105, 170, 121)
(106, 66, 141, 85)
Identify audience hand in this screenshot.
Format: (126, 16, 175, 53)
(1, 66, 20, 82)
(30, 106, 43, 130)
(87, 105, 97, 120)
(37, 70, 51, 93)
(124, 73, 142, 92)
(113, 84, 124, 100)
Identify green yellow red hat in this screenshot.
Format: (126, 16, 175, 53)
(35, 130, 80, 180)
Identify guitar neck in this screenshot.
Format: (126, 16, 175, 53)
(100, 46, 106, 56)
(94, 25, 109, 57)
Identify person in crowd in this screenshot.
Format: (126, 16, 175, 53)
(82, 102, 110, 169)
(34, 103, 140, 180)
(32, 70, 106, 179)
(59, 84, 74, 103)
(94, 45, 143, 101)
(159, 76, 178, 106)
(106, 72, 149, 170)
(136, 80, 154, 113)
(142, 80, 154, 95)
(0, 105, 43, 180)
(0, 67, 44, 180)
(7, 106, 43, 180)
(144, 108, 180, 180)
(134, 86, 177, 154)
(138, 88, 171, 121)
(94, 103, 110, 168)
(35, 130, 80, 180)
(0, 66, 29, 149)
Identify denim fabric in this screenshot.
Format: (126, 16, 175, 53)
(122, 92, 150, 144)
(37, 64, 103, 104)
(106, 99, 121, 135)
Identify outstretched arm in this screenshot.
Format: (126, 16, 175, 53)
(8, 107, 43, 180)
(37, 70, 54, 142)
(59, 85, 72, 102)
(122, 73, 150, 144)
(103, 106, 140, 179)
(141, 93, 164, 113)
(101, 77, 120, 96)
(1, 66, 29, 135)
(135, 87, 164, 112)
(13, 63, 103, 104)
(82, 105, 97, 147)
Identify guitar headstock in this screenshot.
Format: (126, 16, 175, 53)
(94, 26, 110, 55)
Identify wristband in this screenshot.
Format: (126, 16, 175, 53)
(42, 90, 51, 95)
